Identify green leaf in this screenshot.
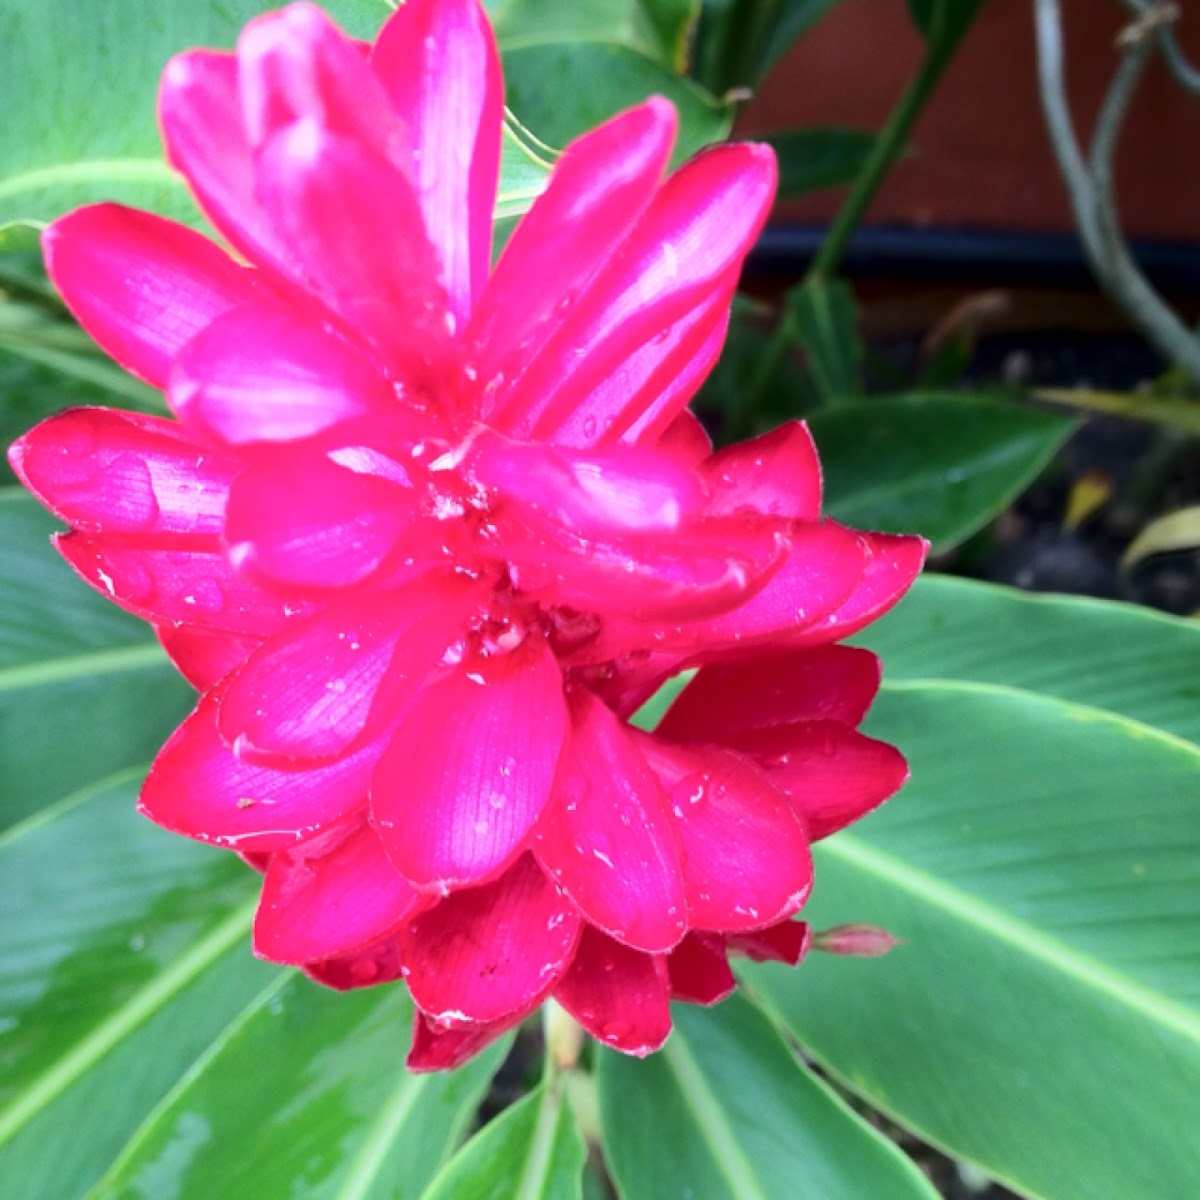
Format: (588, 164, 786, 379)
(0, 0, 549, 229)
(764, 127, 877, 198)
(487, 0, 698, 70)
(745, 671, 1200, 1200)
(784, 278, 864, 403)
(693, 0, 844, 94)
(1036, 387, 1200, 436)
(420, 1084, 585, 1200)
(501, 42, 732, 165)
(904, 0, 988, 49)
(0, 779, 270, 1200)
(693, 300, 818, 437)
(808, 392, 1076, 551)
(94, 976, 509, 1200)
(598, 995, 939, 1200)
(860, 573, 1200, 749)
(0, 493, 193, 831)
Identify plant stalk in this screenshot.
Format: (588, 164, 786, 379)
(807, 34, 966, 281)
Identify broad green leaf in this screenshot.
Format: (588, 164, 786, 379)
(486, 0, 698, 69)
(764, 127, 877, 198)
(860, 573, 1200, 749)
(0, 0, 548, 229)
(420, 1084, 585, 1200)
(0, 493, 193, 831)
(0, 778, 269, 1200)
(784, 278, 863, 403)
(501, 42, 731, 165)
(693, 0, 844, 94)
(94, 976, 509, 1200)
(745, 681, 1200, 1200)
(598, 994, 939, 1200)
(640, 0, 702, 71)
(809, 392, 1076, 551)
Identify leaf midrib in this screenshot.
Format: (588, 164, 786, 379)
(822, 832, 1200, 1047)
(662, 1035, 773, 1200)
(0, 159, 179, 203)
(828, 427, 1064, 517)
(0, 895, 257, 1146)
(0, 642, 170, 694)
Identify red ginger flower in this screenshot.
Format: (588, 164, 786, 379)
(8, 0, 927, 1070)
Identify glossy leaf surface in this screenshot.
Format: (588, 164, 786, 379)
(765, 127, 877, 198)
(0, 492, 192, 831)
(486, 0, 697, 70)
(861, 573, 1200, 748)
(501, 42, 731, 165)
(420, 1085, 585, 1200)
(0, 778, 268, 1199)
(785, 278, 863, 403)
(745, 676, 1200, 1200)
(809, 392, 1075, 551)
(0, 0, 549, 229)
(598, 994, 939, 1200)
(95, 977, 509, 1199)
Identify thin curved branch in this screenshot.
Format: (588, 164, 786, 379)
(1118, 0, 1200, 96)
(1034, 0, 1200, 386)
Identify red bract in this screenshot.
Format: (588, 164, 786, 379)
(8, 0, 927, 1070)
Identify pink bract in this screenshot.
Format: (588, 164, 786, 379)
(8, 0, 927, 1069)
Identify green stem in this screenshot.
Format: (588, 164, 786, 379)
(807, 40, 960, 282)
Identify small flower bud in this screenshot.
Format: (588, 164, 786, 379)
(812, 923, 903, 958)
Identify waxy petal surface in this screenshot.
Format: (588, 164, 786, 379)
(407, 1010, 519, 1073)
(729, 720, 910, 841)
(170, 304, 394, 446)
(159, 50, 292, 276)
(727, 919, 812, 965)
(43, 205, 263, 387)
(219, 578, 480, 764)
(254, 815, 425, 962)
(465, 432, 706, 536)
(471, 99, 676, 406)
(11, 409, 234, 538)
(256, 120, 451, 370)
(400, 854, 580, 1025)
(643, 739, 813, 931)
(155, 624, 261, 690)
(669, 520, 868, 655)
(226, 451, 420, 589)
(494, 143, 776, 443)
(304, 935, 405, 990)
(786, 530, 928, 648)
(372, 0, 503, 326)
(703, 420, 823, 520)
(499, 511, 789, 624)
(372, 635, 567, 891)
(553, 926, 671, 1056)
(238, 3, 402, 159)
(655, 409, 713, 467)
(140, 684, 382, 849)
(534, 693, 686, 953)
(553, 275, 735, 448)
(659, 645, 881, 742)
(667, 933, 736, 1005)
(55, 533, 309, 636)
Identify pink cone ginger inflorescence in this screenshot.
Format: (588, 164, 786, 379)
(8, 0, 927, 1070)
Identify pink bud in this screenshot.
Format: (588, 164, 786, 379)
(812, 923, 903, 958)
